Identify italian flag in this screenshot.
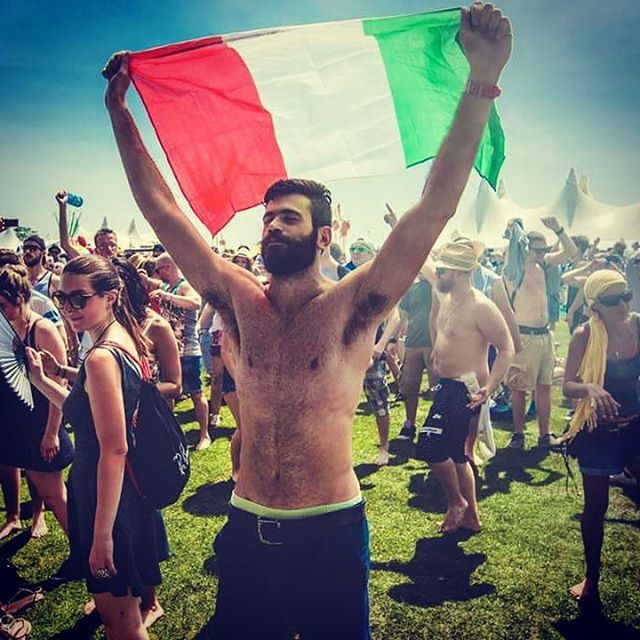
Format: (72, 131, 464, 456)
(129, 8, 505, 235)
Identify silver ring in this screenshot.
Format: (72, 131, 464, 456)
(96, 567, 111, 579)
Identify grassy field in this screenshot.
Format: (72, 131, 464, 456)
(2, 322, 639, 639)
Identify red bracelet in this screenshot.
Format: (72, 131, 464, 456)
(465, 79, 501, 100)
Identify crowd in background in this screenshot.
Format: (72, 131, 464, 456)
(0, 190, 638, 636)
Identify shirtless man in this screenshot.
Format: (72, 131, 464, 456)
(417, 242, 513, 533)
(504, 217, 576, 448)
(103, 4, 512, 635)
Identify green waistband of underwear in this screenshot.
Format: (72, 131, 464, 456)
(230, 491, 363, 520)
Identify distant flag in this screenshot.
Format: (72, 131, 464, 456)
(129, 7, 506, 236)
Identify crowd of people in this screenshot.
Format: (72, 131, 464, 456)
(0, 3, 639, 639)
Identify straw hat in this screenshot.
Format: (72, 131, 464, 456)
(432, 241, 480, 272)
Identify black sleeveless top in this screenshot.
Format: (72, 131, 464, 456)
(63, 344, 163, 597)
(603, 314, 640, 417)
(0, 318, 74, 471)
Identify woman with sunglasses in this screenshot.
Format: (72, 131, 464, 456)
(40, 257, 179, 627)
(27, 255, 162, 640)
(563, 269, 640, 607)
(0, 265, 73, 541)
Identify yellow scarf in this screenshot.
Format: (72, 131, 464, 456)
(567, 270, 627, 437)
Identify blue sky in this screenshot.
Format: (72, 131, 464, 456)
(1, 0, 639, 247)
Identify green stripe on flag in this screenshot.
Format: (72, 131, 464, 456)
(363, 9, 505, 188)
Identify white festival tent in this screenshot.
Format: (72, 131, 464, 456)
(120, 219, 154, 249)
(445, 168, 640, 248)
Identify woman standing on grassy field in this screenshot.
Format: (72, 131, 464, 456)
(0, 264, 73, 541)
(563, 269, 640, 606)
(27, 255, 162, 640)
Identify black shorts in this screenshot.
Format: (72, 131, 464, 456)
(416, 378, 479, 464)
(222, 367, 236, 395)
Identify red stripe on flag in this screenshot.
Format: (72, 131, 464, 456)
(129, 39, 287, 235)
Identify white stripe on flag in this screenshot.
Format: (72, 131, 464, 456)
(228, 20, 405, 181)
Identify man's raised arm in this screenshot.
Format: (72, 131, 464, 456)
(349, 3, 512, 315)
(56, 191, 81, 259)
(541, 216, 577, 266)
(102, 53, 235, 299)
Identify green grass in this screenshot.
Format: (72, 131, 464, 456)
(2, 322, 639, 639)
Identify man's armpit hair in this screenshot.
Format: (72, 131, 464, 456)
(203, 287, 239, 345)
(343, 291, 389, 346)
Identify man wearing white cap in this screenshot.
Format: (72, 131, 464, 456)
(417, 241, 514, 533)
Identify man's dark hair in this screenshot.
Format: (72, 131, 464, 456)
(263, 179, 332, 229)
(94, 227, 117, 245)
(24, 235, 46, 251)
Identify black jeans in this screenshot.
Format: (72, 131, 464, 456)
(212, 502, 371, 639)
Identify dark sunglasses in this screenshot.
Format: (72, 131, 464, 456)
(0, 289, 18, 305)
(435, 267, 449, 276)
(598, 290, 633, 307)
(52, 291, 99, 310)
(530, 247, 549, 255)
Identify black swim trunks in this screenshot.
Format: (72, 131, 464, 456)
(222, 367, 236, 395)
(416, 378, 480, 464)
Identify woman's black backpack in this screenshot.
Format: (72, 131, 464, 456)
(101, 342, 190, 509)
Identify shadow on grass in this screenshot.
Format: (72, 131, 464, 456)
(0, 529, 31, 559)
(211, 426, 235, 441)
(606, 517, 640, 529)
(184, 428, 201, 449)
(388, 438, 412, 467)
(177, 407, 196, 425)
(47, 610, 102, 640)
(554, 608, 640, 640)
(372, 530, 494, 607)
(621, 483, 640, 508)
(477, 447, 565, 501)
(182, 479, 234, 517)
(354, 463, 380, 491)
(407, 471, 447, 514)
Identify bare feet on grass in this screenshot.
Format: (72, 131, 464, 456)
(83, 598, 96, 615)
(142, 603, 165, 628)
(195, 436, 212, 451)
(569, 578, 600, 603)
(438, 498, 468, 534)
(30, 513, 48, 538)
(0, 518, 22, 541)
(374, 448, 390, 466)
(460, 508, 482, 533)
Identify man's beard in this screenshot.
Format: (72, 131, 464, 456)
(261, 229, 317, 276)
(23, 254, 41, 267)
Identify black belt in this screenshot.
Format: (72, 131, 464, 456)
(518, 325, 550, 335)
(227, 502, 365, 546)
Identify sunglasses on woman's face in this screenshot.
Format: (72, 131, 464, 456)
(350, 245, 371, 254)
(598, 290, 633, 307)
(52, 291, 99, 311)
